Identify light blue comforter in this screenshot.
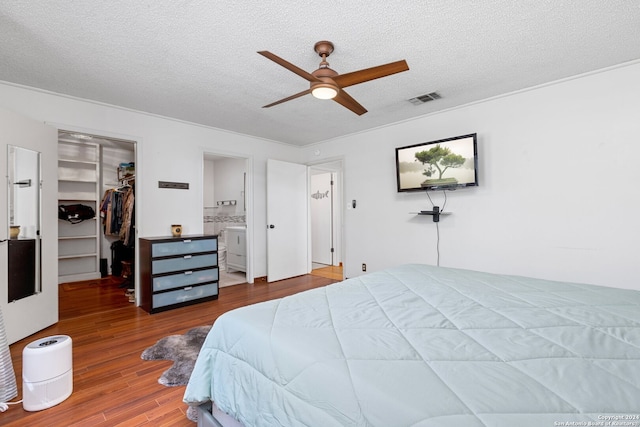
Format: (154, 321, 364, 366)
(184, 264, 640, 426)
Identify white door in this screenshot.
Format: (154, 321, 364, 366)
(1, 108, 58, 344)
(311, 173, 333, 265)
(267, 159, 308, 282)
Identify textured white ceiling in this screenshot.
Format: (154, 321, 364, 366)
(1, 1, 639, 146)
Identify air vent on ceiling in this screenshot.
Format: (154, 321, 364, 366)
(408, 92, 441, 105)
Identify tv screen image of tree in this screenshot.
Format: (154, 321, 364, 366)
(396, 134, 478, 192)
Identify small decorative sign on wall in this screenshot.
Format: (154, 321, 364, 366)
(158, 181, 189, 189)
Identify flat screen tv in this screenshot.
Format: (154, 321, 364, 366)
(395, 133, 478, 192)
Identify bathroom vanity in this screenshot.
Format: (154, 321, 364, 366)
(226, 226, 246, 273)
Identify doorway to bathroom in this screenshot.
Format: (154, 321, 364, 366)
(203, 153, 249, 287)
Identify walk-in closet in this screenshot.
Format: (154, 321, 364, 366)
(57, 131, 136, 289)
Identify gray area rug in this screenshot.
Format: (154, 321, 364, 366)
(141, 325, 211, 386)
(141, 325, 212, 422)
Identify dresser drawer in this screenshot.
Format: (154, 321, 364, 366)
(153, 283, 219, 308)
(151, 238, 217, 257)
(152, 268, 219, 292)
(152, 253, 218, 274)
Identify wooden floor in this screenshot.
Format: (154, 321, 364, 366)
(4, 274, 338, 426)
(309, 264, 343, 281)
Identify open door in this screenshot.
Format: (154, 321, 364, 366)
(1, 108, 58, 344)
(311, 172, 333, 265)
(266, 159, 308, 282)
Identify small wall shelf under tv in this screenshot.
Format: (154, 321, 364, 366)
(410, 206, 451, 222)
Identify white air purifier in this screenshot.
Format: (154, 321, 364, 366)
(22, 335, 73, 411)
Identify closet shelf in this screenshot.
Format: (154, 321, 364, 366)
(58, 253, 98, 260)
(58, 158, 99, 165)
(58, 178, 98, 183)
(58, 235, 97, 240)
(58, 196, 97, 202)
(58, 217, 97, 222)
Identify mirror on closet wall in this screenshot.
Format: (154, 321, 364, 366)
(6, 145, 41, 302)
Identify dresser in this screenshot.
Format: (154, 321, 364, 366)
(139, 235, 219, 313)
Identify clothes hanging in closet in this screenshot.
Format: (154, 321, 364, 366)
(100, 185, 134, 246)
(119, 186, 135, 246)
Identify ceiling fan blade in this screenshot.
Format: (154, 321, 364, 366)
(262, 89, 312, 108)
(333, 89, 367, 116)
(333, 60, 409, 88)
(258, 51, 320, 83)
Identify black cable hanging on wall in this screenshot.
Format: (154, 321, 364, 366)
(425, 190, 448, 266)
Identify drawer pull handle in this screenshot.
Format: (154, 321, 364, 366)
(184, 286, 193, 291)
(184, 255, 192, 259)
(184, 271, 193, 275)
(183, 239, 192, 243)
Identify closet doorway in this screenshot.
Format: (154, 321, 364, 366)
(203, 152, 250, 287)
(57, 130, 137, 302)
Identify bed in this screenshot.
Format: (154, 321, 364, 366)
(183, 264, 640, 426)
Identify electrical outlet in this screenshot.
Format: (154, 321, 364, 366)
(362, 263, 367, 272)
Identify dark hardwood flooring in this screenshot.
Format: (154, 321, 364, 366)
(4, 274, 338, 426)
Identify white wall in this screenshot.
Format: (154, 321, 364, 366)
(203, 159, 215, 208)
(302, 62, 640, 290)
(0, 82, 300, 279)
(213, 157, 247, 214)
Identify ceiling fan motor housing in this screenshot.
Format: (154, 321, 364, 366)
(311, 67, 340, 97)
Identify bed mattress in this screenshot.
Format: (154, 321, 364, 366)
(184, 264, 640, 426)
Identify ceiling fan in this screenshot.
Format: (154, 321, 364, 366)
(258, 41, 409, 115)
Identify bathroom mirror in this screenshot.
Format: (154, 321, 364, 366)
(7, 145, 41, 302)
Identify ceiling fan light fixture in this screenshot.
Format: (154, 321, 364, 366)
(311, 83, 338, 100)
